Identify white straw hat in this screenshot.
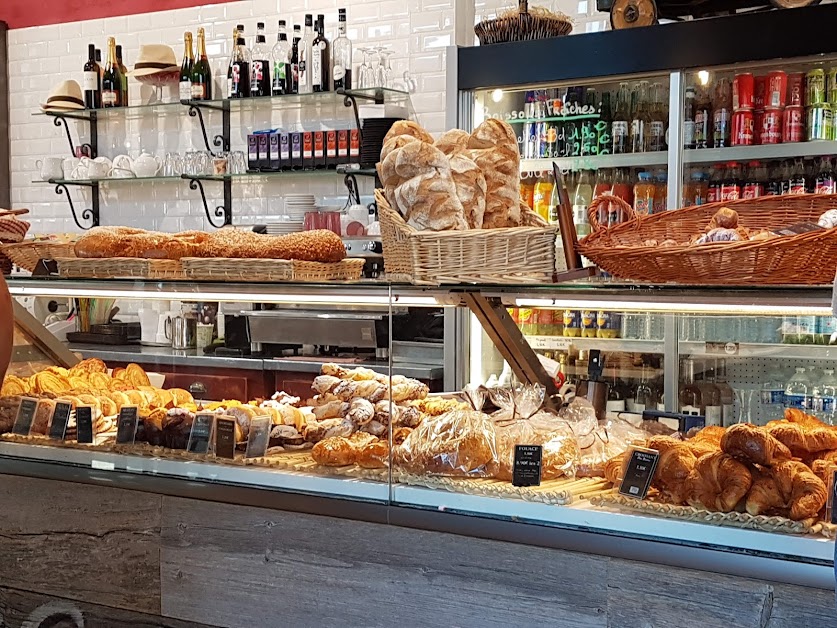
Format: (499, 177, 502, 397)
(40, 79, 85, 111)
(128, 44, 179, 76)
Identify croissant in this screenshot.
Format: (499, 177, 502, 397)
(745, 466, 786, 517)
(653, 443, 699, 505)
(333, 379, 387, 403)
(746, 461, 827, 520)
(784, 407, 833, 430)
(766, 421, 837, 455)
(603, 453, 626, 485)
(720, 423, 792, 467)
(689, 425, 726, 448)
(686, 451, 752, 512)
(811, 458, 837, 485)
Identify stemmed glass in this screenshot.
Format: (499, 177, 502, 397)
(376, 48, 394, 88)
(357, 48, 374, 89)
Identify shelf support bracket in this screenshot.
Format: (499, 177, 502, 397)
(54, 182, 99, 230)
(52, 115, 95, 158)
(186, 177, 231, 228)
(341, 92, 364, 149)
(186, 101, 231, 155)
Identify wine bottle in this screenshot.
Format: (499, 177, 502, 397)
(83, 43, 101, 109)
(271, 20, 291, 96)
(312, 14, 330, 92)
(116, 44, 129, 105)
(95, 48, 103, 83)
(331, 9, 352, 90)
(298, 14, 314, 94)
(191, 27, 212, 101)
(101, 37, 123, 107)
(230, 35, 251, 98)
(290, 25, 301, 95)
(179, 32, 194, 102)
(227, 25, 243, 98)
(251, 22, 271, 97)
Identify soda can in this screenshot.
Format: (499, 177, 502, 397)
(732, 109, 754, 146)
(828, 67, 837, 105)
(782, 105, 805, 143)
(753, 75, 767, 109)
(807, 68, 827, 106)
(767, 71, 788, 108)
(733, 73, 754, 110)
(807, 104, 834, 141)
(787, 72, 805, 107)
(753, 109, 764, 144)
(760, 107, 783, 144)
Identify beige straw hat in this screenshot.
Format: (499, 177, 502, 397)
(128, 44, 179, 76)
(40, 79, 85, 111)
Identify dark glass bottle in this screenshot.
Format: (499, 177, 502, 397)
(82, 43, 101, 109)
(101, 37, 123, 107)
(179, 32, 194, 102)
(290, 25, 301, 95)
(312, 14, 330, 92)
(230, 36, 251, 98)
(115, 44, 128, 105)
(191, 27, 213, 100)
(251, 22, 271, 97)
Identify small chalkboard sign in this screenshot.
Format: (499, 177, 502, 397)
(619, 447, 660, 499)
(115, 405, 139, 445)
(512, 445, 543, 487)
(76, 405, 94, 444)
(12, 397, 39, 436)
(245, 416, 270, 459)
(48, 400, 73, 440)
(187, 414, 214, 454)
(214, 417, 236, 459)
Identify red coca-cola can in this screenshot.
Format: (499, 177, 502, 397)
(733, 73, 754, 109)
(732, 109, 755, 146)
(760, 107, 783, 144)
(753, 75, 767, 109)
(787, 72, 805, 107)
(753, 109, 764, 144)
(767, 71, 788, 108)
(782, 105, 805, 143)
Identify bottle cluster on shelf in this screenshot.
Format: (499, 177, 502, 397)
(761, 365, 837, 425)
(511, 307, 666, 341)
(246, 127, 359, 171)
(82, 37, 129, 109)
(678, 358, 735, 426)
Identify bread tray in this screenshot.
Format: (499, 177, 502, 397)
(55, 257, 185, 280)
(3, 240, 75, 272)
(180, 257, 365, 282)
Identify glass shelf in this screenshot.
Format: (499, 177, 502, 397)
(188, 166, 372, 182)
(34, 175, 185, 186)
(33, 101, 184, 121)
(521, 152, 668, 172)
(684, 141, 837, 164)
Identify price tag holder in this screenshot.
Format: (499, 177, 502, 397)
(214, 417, 236, 460)
(512, 445, 543, 487)
(618, 447, 660, 499)
(245, 416, 270, 459)
(115, 405, 139, 445)
(48, 400, 73, 440)
(828, 467, 837, 525)
(75, 405, 94, 444)
(12, 397, 39, 436)
(187, 413, 214, 454)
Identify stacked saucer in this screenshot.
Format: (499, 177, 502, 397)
(284, 194, 317, 219)
(265, 218, 304, 235)
(360, 118, 404, 166)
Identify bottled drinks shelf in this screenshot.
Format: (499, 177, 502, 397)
(520, 152, 668, 173)
(684, 141, 837, 165)
(524, 335, 665, 354)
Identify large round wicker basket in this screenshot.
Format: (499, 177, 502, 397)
(475, 1, 573, 45)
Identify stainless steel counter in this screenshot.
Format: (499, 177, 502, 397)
(68, 344, 444, 380)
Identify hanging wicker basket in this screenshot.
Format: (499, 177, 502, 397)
(475, 0, 573, 45)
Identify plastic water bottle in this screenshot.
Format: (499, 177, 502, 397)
(785, 367, 811, 411)
(820, 368, 837, 424)
(760, 366, 785, 420)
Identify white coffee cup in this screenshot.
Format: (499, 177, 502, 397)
(87, 160, 111, 179)
(36, 157, 64, 181)
(110, 167, 134, 179)
(62, 157, 80, 179)
(70, 164, 89, 180)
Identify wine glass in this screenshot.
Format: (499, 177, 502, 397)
(357, 47, 373, 89)
(376, 49, 394, 88)
(734, 388, 758, 426)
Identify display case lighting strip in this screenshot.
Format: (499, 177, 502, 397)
(515, 298, 833, 317)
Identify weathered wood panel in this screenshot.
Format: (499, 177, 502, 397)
(766, 582, 837, 628)
(0, 474, 162, 614)
(160, 496, 609, 628)
(0, 586, 216, 628)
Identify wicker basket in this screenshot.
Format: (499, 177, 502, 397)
(376, 189, 559, 285)
(2, 241, 76, 273)
(56, 257, 185, 280)
(475, 0, 572, 45)
(578, 193, 837, 285)
(180, 257, 366, 282)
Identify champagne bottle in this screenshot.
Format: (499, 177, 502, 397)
(191, 27, 212, 101)
(101, 37, 123, 107)
(115, 44, 129, 105)
(83, 43, 101, 109)
(227, 25, 243, 98)
(179, 32, 194, 102)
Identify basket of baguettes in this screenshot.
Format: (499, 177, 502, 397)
(578, 193, 837, 285)
(376, 119, 557, 285)
(474, 1, 573, 46)
(60, 227, 364, 282)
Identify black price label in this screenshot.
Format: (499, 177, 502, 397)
(48, 400, 73, 440)
(512, 445, 543, 487)
(187, 414, 214, 454)
(214, 417, 236, 460)
(76, 405, 94, 444)
(115, 405, 139, 445)
(12, 397, 39, 436)
(619, 447, 660, 499)
(245, 416, 270, 459)
(829, 468, 837, 525)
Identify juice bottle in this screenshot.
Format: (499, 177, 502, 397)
(633, 171, 655, 215)
(520, 172, 536, 209)
(653, 170, 667, 213)
(610, 167, 634, 216)
(563, 310, 581, 337)
(532, 171, 554, 222)
(647, 82, 667, 152)
(706, 164, 723, 203)
(630, 81, 651, 153)
(572, 169, 593, 238)
(581, 310, 597, 338)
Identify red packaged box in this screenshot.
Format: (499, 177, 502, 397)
(767, 71, 788, 108)
(782, 105, 805, 143)
(733, 73, 754, 110)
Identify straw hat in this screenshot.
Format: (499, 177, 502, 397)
(40, 80, 85, 111)
(129, 44, 179, 76)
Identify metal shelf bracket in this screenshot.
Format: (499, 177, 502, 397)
(53, 182, 99, 230)
(186, 177, 231, 228)
(185, 100, 231, 155)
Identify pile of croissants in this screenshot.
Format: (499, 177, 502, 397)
(606, 409, 836, 521)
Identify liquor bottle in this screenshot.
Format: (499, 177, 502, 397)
(789, 158, 807, 194)
(191, 27, 212, 100)
(630, 81, 650, 153)
(101, 37, 123, 107)
(611, 83, 630, 154)
(679, 358, 703, 417)
(227, 25, 241, 97)
(632, 366, 656, 413)
(713, 77, 732, 149)
(230, 35, 251, 98)
(298, 14, 315, 94)
(290, 25, 301, 95)
(82, 43, 101, 109)
(115, 44, 129, 106)
(647, 82, 667, 151)
(179, 32, 194, 102)
(332, 8, 352, 90)
(271, 20, 291, 95)
(607, 374, 626, 413)
(95, 48, 103, 83)
(572, 170, 593, 238)
(251, 22, 271, 97)
(815, 156, 835, 194)
(695, 360, 722, 426)
(683, 86, 696, 149)
(713, 359, 735, 427)
(694, 86, 712, 149)
(312, 14, 330, 92)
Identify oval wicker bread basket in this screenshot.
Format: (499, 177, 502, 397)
(475, 1, 572, 45)
(578, 193, 837, 285)
(2, 240, 76, 273)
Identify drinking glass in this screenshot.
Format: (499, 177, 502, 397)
(358, 48, 375, 89)
(734, 388, 758, 426)
(163, 152, 183, 177)
(377, 49, 394, 88)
